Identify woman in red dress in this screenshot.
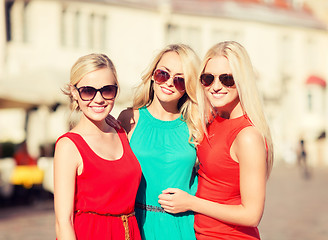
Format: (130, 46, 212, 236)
(54, 53, 141, 240)
(159, 41, 274, 239)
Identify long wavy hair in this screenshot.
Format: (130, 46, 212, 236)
(133, 44, 202, 145)
(196, 41, 274, 177)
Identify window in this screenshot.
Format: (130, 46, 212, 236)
(166, 23, 181, 44)
(280, 35, 291, 76)
(5, 1, 14, 41)
(166, 23, 201, 52)
(5, 1, 29, 43)
(60, 6, 107, 50)
(60, 8, 66, 46)
(211, 29, 242, 46)
(307, 91, 312, 112)
(74, 11, 80, 48)
(22, 2, 29, 43)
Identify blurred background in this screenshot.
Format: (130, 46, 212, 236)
(0, 0, 327, 239)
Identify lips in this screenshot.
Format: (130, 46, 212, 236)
(89, 106, 107, 113)
(210, 92, 226, 99)
(160, 86, 174, 95)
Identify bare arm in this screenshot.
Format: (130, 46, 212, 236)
(159, 127, 267, 227)
(54, 138, 81, 240)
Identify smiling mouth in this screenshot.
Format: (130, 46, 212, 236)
(161, 86, 174, 94)
(90, 106, 107, 112)
(210, 92, 226, 98)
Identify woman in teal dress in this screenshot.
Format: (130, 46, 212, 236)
(117, 44, 201, 239)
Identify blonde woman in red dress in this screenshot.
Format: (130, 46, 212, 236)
(54, 53, 141, 240)
(159, 41, 274, 239)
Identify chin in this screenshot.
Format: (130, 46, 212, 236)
(209, 99, 225, 109)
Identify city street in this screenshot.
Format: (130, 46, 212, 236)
(260, 162, 328, 240)
(0, 162, 327, 240)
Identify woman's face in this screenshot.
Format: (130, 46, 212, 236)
(202, 56, 239, 114)
(152, 51, 186, 106)
(72, 67, 117, 122)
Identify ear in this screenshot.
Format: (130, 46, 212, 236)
(70, 85, 79, 101)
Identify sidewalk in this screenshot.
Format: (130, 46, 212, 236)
(260, 162, 328, 240)
(0, 162, 327, 239)
(0, 200, 55, 240)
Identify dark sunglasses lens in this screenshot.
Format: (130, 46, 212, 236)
(80, 87, 96, 100)
(173, 77, 185, 92)
(220, 74, 235, 87)
(101, 85, 118, 100)
(154, 69, 170, 83)
(200, 74, 214, 86)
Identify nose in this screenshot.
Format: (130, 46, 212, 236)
(93, 91, 105, 102)
(165, 76, 175, 87)
(211, 77, 223, 91)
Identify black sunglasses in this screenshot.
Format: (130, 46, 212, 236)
(153, 69, 185, 92)
(200, 73, 235, 87)
(75, 85, 118, 101)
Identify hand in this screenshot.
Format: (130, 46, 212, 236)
(105, 114, 121, 129)
(158, 188, 192, 214)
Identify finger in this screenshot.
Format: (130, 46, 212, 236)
(158, 199, 173, 207)
(162, 188, 177, 194)
(161, 207, 177, 214)
(158, 193, 172, 201)
(160, 204, 174, 212)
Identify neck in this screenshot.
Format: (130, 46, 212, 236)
(76, 115, 113, 135)
(217, 100, 244, 120)
(148, 97, 180, 121)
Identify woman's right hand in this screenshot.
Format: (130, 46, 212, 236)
(158, 188, 192, 214)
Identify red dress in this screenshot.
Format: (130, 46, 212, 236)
(56, 128, 142, 240)
(195, 115, 260, 240)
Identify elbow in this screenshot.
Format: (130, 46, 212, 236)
(247, 219, 260, 228)
(244, 214, 262, 228)
(240, 205, 264, 227)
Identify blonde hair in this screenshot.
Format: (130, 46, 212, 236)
(196, 41, 274, 177)
(63, 53, 119, 112)
(133, 44, 202, 145)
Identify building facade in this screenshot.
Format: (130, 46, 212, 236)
(0, 0, 327, 166)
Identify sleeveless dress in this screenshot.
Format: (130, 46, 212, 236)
(56, 128, 142, 240)
(130, 107, 197, 240)
(195, 115, 261, 240)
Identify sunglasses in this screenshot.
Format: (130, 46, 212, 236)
(200, 73, 235, 87)
(75, 85, 118, 101)
(153, 69, 185, 92)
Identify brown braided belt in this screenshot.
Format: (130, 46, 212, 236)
(75, 210, 135, 240)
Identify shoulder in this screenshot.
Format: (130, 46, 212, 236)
(54, 135, 82, 184)
(55, 135, 76, 151)
(54, 135, 81, 166)
(236, 126, 264, 145)
(117, 108, 139, 134)
(232, 126, 266, 161)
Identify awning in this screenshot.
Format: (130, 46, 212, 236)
(0, 69, 67, 109)
(306, 75, 326, 88)
(0, 97, 37, 109)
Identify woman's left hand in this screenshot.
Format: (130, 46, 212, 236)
(105, 114, 121, 129)
(158, 188, 192, 214)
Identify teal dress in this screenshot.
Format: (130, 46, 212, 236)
(130, 107, 197, 240)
